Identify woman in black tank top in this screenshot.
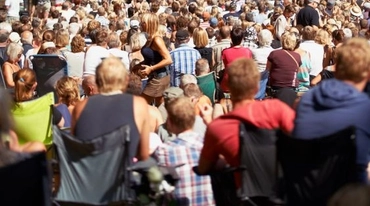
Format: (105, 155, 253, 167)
(139, 13, 173, 107)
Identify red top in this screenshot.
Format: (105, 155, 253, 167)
(200, 99, 295, 187)
(221, 46, 253, 92)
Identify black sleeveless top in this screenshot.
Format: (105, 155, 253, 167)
(74, 94, 140, 157)
(141, 37, 167, 74)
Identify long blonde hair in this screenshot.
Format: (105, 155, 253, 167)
(141, 13, 159, 39)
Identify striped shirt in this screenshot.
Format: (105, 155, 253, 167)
(211, 39, 231, 77)
(170, 44, 201, 87)
(154, 131, 215, 206)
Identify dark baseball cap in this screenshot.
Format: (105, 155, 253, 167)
(176, 29, 189, 40)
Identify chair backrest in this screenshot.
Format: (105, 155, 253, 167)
(196, 72, 217, 105)
(0, 151, 52, 206)
(30, 54, 68, 98)
(276, 127, 357, 206)
(11, 92, 54, 146)
(54, 124, 136, 205)
(239, 121, 277, 200)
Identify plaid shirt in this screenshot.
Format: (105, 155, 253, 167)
(170, 44, 201, 87)
(154, 131, 215, 206)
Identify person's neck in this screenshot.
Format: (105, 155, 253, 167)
(342, 79, 367, 92)
(232, 98, 255, 109)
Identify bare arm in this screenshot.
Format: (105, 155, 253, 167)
(133, 96, 150, 161)
(150, 36, 173, 70)
(2, 64, 15, 88)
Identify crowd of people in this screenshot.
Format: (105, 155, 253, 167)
(2, 0, 370, 205)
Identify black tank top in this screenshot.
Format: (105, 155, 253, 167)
(74, 94, 140, 157)
(141, 37, 166, 74)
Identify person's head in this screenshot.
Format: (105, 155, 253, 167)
(219, 26, 231, 39)
(176, 29, 190, 44)
(188, 20, 199, 37)
(21, 30, 33, 45)
(195, 58, 210, 76)
(335, 38, 370, 84)
(305, 0, 319, 7)
(141, 12, 159, 38)
(130, 32, 147, 52)
(87, 20, 101, 33)
(95, 57, 129, 93)
(360, 19, 368, 30)
(55, 28, 70, 48)
(281, 31, 298, 51)
(193, 27, 209, 48)
(228, 58, 260, 101)
(14, 68, 37, 102)
(176, 16, 189, 30)
(95, 28, 108, 47)
(231, 27, 244, 46)
(315, 29, 330, 45)
(258, 29, 273, 47)
(82, 75, 98, 96)
(283, 4, 296, 18)
(42, 30, 56, 42)
(126, 73, 142, 95)
(301, 26, 316, 40)
(6, 43, 23, 62)
(332, 29, 345, 45)
(107, 32, 121, 49)
(183, 83, 203, 105)
(0, 29, 9, 43)
(55, 77, 80, 106)
(180, 74, 197, 89)
(328, 184, 370, 206)
(51, 9, 60, 19)
(165, 96, 195, 134)
(98, 7, 106, 17)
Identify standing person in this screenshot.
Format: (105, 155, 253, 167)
(139, 13, 173, 106)
(293, 38, 370, 183)
(4, 0, 21, 24)
(296, 0, 320, 27)
(72, 57, 150, 161)
(31, 0, 52, 20)
(220, 27, 253, 92)
(193, 27, 213, 68)
(212, 26, 231, 78)
(169, 29, 201, 87)
(274, 5, 296, 41)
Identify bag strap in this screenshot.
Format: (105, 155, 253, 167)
(283, 50, 299, 68)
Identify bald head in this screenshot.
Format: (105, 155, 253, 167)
(220, 26, 231, 39)
(82, 75, 98, 96)
(21, 30, 33, 44)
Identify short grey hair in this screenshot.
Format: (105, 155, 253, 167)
(180, 74, 197, 88)
(107, 32, 121, 48)
(130, 33, 147, 52)
(258, 29, 273, 46)
(6, 43, 23, 61)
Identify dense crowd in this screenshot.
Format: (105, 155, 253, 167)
(1, 0, 370, 205)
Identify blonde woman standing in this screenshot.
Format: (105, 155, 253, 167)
(140, 13, 173, 106)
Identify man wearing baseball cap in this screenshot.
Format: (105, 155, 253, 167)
(296, 0, 320, 27)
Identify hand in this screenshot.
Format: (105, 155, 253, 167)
(140, 65, 152, 77)
(198, 103, 214, 125)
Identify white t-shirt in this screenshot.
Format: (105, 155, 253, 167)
(5, 0, 21, 18)
(61, 9, 76, 22)
(108, 48, 130, 70)
(83, 45, 110, 76)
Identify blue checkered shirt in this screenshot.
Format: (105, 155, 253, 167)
(170, 44, 201, 87)
(154, 131, 215, 206)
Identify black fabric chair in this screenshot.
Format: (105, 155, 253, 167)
(194, 121, 279, 206)
(0, 151, 52, 206)
(276, 127, 357, 206)
(53, 125, 136, 205)
(30, 55, 68, 99)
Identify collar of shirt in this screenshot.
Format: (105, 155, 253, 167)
(178, 43, 190, 48)
(176, 131, 203, 146)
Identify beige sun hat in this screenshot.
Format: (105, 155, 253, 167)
(350, 5, 362, 17)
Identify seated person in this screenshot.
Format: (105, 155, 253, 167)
(153, 97, 215, 206)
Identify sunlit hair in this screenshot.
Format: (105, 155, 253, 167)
(130, 32, 147, 52)
(281, 31, 298, 51)
(95, 57, 129, 93)
(315, 29, 330, 45)
(258, 29, 273, 47)
(228, 58, 260, 101)
(107, 32, 121, 48)
(71, 34, 85, 53)
(55, 77, 80, 106)
(42, 30, 55, 42)
(193, 27, 209, 48)
(335, 38, 370, 83)
(166, 96, 195, 132)
(6, 42, 23, 62)
(141, 12, 159, 38)
(14, 68, 36, 102)
(55, 28, 70, 48)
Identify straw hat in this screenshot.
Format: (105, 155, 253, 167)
(350, 5, 362, 17)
